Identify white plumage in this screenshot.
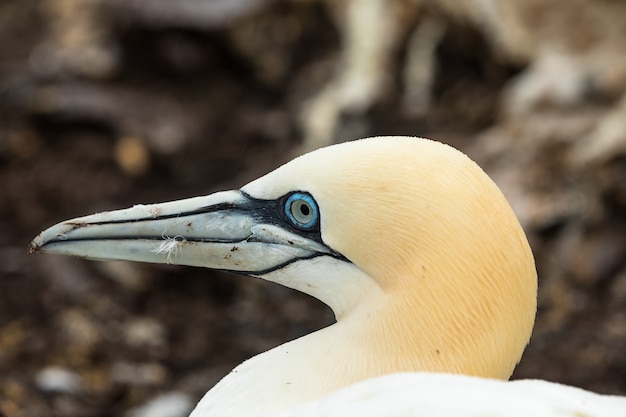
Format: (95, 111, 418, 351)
(276, 373, 626, 417)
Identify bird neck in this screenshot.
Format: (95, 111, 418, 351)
(190, 311, 400, 417)
(191, 283, 525, 417)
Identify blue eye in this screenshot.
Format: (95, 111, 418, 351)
(285, 193, 319, 230)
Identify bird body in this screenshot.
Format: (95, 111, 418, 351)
(274, 373, 626, 417)
(29, 137, 624, 416)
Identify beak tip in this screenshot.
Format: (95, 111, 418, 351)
(27, 220, 82, 255)
(27, 239, 41, 254)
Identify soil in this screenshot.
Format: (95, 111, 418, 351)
(1, 1, 625, 416)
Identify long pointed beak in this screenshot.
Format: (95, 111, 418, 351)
(29, 190, 335, 274)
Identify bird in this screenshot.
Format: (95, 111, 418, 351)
(29, 136, 625, 416)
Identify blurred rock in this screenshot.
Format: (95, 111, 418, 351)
(123, 317, 168, 357)
(114, 136, 151, 177)
(126, 392, 194, 417)
(58, 308, 101, 351)
(36, 366, 83, 394)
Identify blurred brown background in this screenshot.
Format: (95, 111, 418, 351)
(1, 1, 625, 416)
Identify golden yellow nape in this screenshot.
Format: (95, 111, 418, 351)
(40, 135, 626, 417)
(244, 136, 537, 377)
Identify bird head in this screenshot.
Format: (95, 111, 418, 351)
(30, 136, 537, 379)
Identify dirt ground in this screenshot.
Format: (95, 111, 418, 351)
(1, 1, 625, 416)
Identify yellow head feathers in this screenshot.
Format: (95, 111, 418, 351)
(244, 136, 537, 378)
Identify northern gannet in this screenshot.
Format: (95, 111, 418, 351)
(29, 137, 625, 416)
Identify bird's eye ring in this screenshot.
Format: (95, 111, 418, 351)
(285, 193, 319, 230)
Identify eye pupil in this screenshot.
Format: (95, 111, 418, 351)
(292, 201, 312, 223)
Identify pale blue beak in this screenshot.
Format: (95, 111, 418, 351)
(29, 190, 341, 275)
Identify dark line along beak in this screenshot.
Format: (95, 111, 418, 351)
(29, 190, 339, 274)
